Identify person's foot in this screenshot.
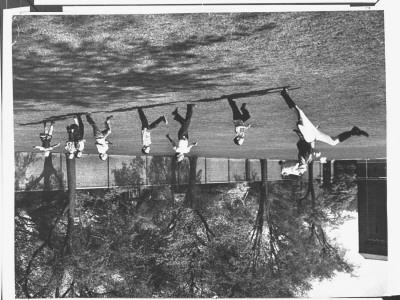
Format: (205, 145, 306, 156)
(162, 115, 168, 125)
(351, 126, 369, 137)
(43, 121, 47, 126)
(73, 115, 78, 119)
(106, 115, 113, 121)
(166, 134, 170, 138)
(187, 103, 196, 108)
(281, 87, 289, 95)
(86, 112, 92, 117)
(241, 103, 247, 110)
(50, 120, 55, 125)
(172, 108, 179, 115)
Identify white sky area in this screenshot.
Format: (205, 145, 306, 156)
(308, 212, 388, 297)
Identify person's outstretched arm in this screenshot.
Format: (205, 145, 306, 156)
(49, 143, 61, 149)
(187, 142, 198, 151)
(166, 134, 177, 147)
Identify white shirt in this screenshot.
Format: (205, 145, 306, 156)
(95, 138, 109, 154)
(173, 139, 190, 154)
(76, 140, 85, 151)
(65, 141, 77, 153)
(233, 120, 249, 136)
(142, 128, 152, 146)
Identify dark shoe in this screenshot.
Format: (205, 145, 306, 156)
(86, 112, 92, 117)
(351, 126, 369, 137)
(106, 115, 113, 121)
(162, 115, 168, 125)
(172, 108, 179, 115)
(241, 103, 247, 110)
(187, 103, 196, 108)
(50, 120, 55, 125)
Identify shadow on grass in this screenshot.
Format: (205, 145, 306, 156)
(19, 86, 300, 125)
(13, 14, 281, 115)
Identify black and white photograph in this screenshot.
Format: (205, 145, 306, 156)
(2, 0, 399, 298)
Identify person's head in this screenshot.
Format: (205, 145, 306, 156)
(99, 153, 108, 161)
(76, 151, 82, 158)
(141, 146, 150, 155)
(233, 136, 244, 146)
(44, 150, 51, 157)
(68, 153, 75, 160)
(175, 152, 184, 162)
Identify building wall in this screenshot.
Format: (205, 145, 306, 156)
(357, 159, 387, 259)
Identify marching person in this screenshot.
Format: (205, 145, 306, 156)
(66, 114, 86, 159)
(33, 121, 60, 157)
(86, 113, 114, 161)
(166, 104, 197, 162)
(227, 97, 251, 146)
(280, 88, 369, 177)
(138, 108, 168, 155)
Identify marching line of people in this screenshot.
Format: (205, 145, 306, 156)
(33, 89, 369, 177)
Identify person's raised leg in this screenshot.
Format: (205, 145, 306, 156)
(177, 104, 195, 140)
(172, 107, 185, 125)
(185, 104, 195, 121)
(148, 115, 167, 130)
(86, 113, 102, 138)
(76, 114, 84, 138)
(48, 121, 55, 136)
(86, 113, 96, 126)
(228, 98, 242, 120)
(331, 126, 369, 144)
(43, 121, 49, 135)
(138, 108, 149, 130)
(240, 103, 250, 123)
(102, 115, 113, 137)
(281, 88, 296, 109)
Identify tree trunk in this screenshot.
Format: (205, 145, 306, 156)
(63, 154, 76, 256)
(184, 156, 198, 208)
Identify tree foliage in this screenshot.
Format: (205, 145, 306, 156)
(15, 159, 356, 298)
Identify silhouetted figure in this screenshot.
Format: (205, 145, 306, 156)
(86, 113, 113, 161)
(138, 108, 167, 154)
(228, 97, 251, 146)
(166, 104, 197, 162)
(280, 88, 369, 177)
(33, 121, 60, 157)
(66, 115, 86, 159)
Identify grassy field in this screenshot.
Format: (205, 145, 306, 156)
(12, 11, 386, 159)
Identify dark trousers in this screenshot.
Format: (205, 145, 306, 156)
(228, 98, 250, 122)
(67, 115, 84, 141)
(86, 114, 109, 139)
(138, 108, 164, 130)
(174, 104, 194, 140)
